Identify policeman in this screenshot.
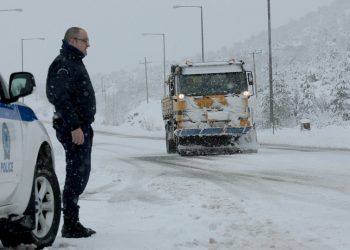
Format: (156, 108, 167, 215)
(46, 27, 96, 238)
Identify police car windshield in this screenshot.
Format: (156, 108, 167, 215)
(178, 72, 247, 96)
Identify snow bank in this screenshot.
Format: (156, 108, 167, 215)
(258, 125, 350, 149)
(93, 99, 165, 138)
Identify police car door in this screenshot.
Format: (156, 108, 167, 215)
(0, 77, 24, 206)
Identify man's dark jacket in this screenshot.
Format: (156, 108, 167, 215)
(46, 41, 96, 130)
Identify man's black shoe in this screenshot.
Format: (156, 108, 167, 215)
(61, 221, 96, 238)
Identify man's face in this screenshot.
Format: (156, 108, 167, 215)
(70, 29, 90, 55)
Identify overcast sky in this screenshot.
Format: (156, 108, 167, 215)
(0, 0, 335, 85)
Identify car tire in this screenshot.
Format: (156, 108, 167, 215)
(26, 168, 61, 249)
(1, 168, 61, 249)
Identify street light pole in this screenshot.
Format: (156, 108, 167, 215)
(21, 37, 45, 71)
(267, 0, 275, 134)
(142, 33, 166, 96)
(200, 6, 204, 62)
(173, 5, 205, 62)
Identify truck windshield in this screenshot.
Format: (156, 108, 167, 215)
(178, 72, 247, 96)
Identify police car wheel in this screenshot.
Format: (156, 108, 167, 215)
(11, 168, 61, 249)
(0, 167, 61, 249)
(27, 168, 61, 248)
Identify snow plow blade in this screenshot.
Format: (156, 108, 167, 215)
(175, 127, 258, 156)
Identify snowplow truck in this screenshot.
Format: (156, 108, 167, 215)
(161, 60, 258, 155)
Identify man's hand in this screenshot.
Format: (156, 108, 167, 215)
(71, 128, 84, 145)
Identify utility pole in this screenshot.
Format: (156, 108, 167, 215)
(140, 57, 152, 104)
(141, 33, 167, 96)
(101, 77, 106, 104)
(267, 0, 275, 134)
(249, 50, 262, 97)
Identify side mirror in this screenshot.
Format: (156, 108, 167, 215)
(246, 71, 254, 85)
(9, 72, 36, 100)
(169, 83, 175, 96)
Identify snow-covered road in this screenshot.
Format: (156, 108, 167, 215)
(2, 128, 349, 250)
(48, 128, 350, 250)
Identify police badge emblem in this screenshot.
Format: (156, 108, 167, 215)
(2, 123, 10, 160)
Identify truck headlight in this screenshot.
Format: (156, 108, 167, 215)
(179, 93, 185, 99)
(243, 91, 251, 97)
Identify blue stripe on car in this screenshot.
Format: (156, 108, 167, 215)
(0, 103, 37, 122)
(17, 105, 38, 122)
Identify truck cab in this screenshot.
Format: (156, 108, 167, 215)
(162, 60, 258, 155)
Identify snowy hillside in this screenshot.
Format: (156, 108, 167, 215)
(95, 99, 165, 138)
(86, 0, 350, 128)
(227, 0, 350, 128)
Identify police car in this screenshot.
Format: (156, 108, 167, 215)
(0, 72, 60, 249)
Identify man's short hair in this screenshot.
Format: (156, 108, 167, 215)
(63, 27, 83, 42)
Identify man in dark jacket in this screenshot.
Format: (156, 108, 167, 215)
(46, 27, 96, 238)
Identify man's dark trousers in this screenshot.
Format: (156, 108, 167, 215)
(55, 123, 94, 222)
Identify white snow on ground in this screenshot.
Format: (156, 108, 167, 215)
(258, 125, 350, 150)
(3, 97, 349, 250)
(49, 124, 350, 250)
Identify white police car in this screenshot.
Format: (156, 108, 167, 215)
(0, 72, 60, 249)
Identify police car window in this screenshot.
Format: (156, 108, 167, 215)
(11, 78, 27, 96)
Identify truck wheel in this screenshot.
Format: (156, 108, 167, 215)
(25, 168, 61, 249)
(166, 130, 177, 154)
